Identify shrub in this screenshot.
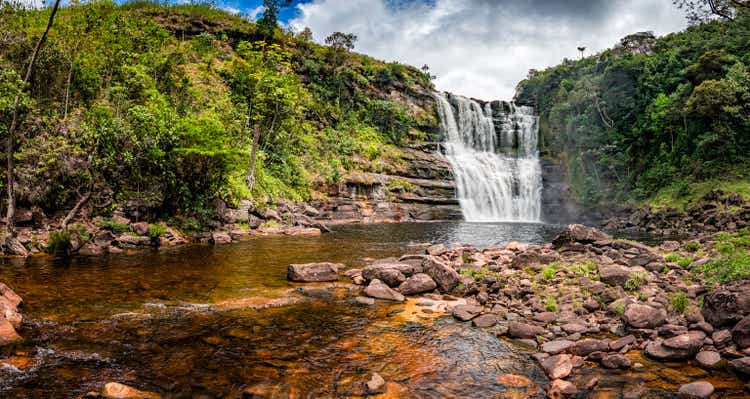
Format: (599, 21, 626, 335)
(696, 253, 750, 284)
(624, 272, 649, 291)
(570, 261, 597, 278)
(684, 241, 701, 252)
(541, 266, 557, 281)
(670, 292, 689, 314)
(147, 224, 166, 238)
(613, 302, 626, 316)
(46, 232, 72, 257)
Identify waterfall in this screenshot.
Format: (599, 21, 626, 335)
(435, 92, 542, 223)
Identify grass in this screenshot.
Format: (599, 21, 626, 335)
(541, 266, 557, 281)
(569, 261, 598, 278)
(665, 253, 695, 268)
(670, 292, 689, 314)
(693, 229, 750, 284)
(101, 218, 130, 233)
(147, 224, 166, 238)
(684, 242, 701, 252)
(613, 302, 626, 316)
(645, 180, 750, 211)
(624, 272, 649, 291)
(46, 231, 72, 257)
(544, 295, 559, 312)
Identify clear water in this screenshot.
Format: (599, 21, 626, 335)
(435, 93, 543, 223)
(0, 223, 745, 398)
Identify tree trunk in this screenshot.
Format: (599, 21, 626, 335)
(247, 125, 262, 193)
(5, 0, 61, 247)
(61, 191, 91, 231)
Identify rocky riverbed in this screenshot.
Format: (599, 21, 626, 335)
(289, 224, 750, 397)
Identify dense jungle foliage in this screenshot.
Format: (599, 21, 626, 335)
(516, 11, 750, 208)
(0, 0, 436, 225)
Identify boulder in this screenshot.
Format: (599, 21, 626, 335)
(645, 334, 703, 362)
(548, 379, 578, 399)
(131, 222, 149, 235)
(598, 264, 646, 286)
(287, 263, 343, 282)
(362, 265, 406, 287)
(366, 373, 386, 394)
(678, 381, 714, 399)
(364, 279, 405, 302)
(508, 322, 545, 339)
(398, 273, 436, 295)
(542, 340, 574, 355)
(0, 283, 22, 308)
(0, 318, 22, 346)
(451, 305, 483, 322)
(422, 257, 459, 293)
(102, 382, 161, 399)
(729, 357, 750, 376)
(602, 354, 631, 369)
(472, 314, 499, 328)
(552, 224, 610, 247)
(732, 314, 750, 348)
(695, 351, 722, 369)
(622, 304, 666, 329)
(540, 354, 573, 379)
(570, 338, 609, 357)
(701, 286, 750, 327)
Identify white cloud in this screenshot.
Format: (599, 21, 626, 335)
(290, 0, 687, 100)
(247, 5, 265, 21)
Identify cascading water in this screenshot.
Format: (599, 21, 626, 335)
(435, 92, 542, 223)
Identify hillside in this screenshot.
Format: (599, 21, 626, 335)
(515, 11, 750, 210)
(0, 0, 451, 243)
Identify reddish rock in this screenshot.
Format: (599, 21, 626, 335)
(0, 318, 22, 346)
(548, 379, 578, 399)
(622, 304, 666, 329)
(732, 314, 750, 348)
(678, 381, 714, 399)
(364, 279, 405, 302)
(602, 353, 632, 369)
(287, 263, 343, 282)
(508, 322, 546, 339)
(422, 257, 459, 293)
(540, 354, 573, 379)
(398, 273, 436, 295)
(101, 382, 160, 399)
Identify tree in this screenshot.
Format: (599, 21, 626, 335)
(577, 46, 586, 60)
(256, 0, 292, 39)
(673, 0, 749, 22)
(325, 31, 357, 53)
(3, 0, 61, 255)
(224, 41, 306, 194)
(296, 27, 313, 42)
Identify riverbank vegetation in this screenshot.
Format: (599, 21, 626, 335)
(0, 0, 436, 241)
(516, 6, 750, 209)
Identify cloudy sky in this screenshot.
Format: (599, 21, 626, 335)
(219, 0, 687, 99)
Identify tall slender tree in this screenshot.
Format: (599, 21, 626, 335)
(673, 0, 749, 22)
(4, 0, 61, 254)
(256, 0, 292, 39)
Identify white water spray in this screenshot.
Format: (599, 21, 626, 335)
(435, 92, 542, 223)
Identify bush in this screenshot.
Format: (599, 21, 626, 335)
(570, 261, 597, 278)
(541, 266, 557, 281)
(46, 232, 72, 257)
(624, 272, 649, 291)
(147, 224, 166, 238)
(545, 295, 559, 312)
(684, 242, 701, 252)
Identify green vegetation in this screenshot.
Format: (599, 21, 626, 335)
(544, 295, 559, 312)
(694, 229, 750, 284)
(670, 291, 689, 314)
(101, 218, 131, 233)
(147, 223, 166, 238)
(569, 261, 598, 278)
(516, 10, 750, 206)
(541, 266, 558, 281)
(46, 231, 72, 257)
(613, 302, 626, 316)
(684, 241, 701, 252)
(0, 0, 436, 229)
(665, 253, 695, 268)
(624, 272, 649, 291)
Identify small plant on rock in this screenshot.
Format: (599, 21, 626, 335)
(684, 241, 701, 252)
(46, 231, 72, 257)
(570, 261, 597, 278)
(665, 253, 694, 268)
(613, 302, 626, 316)
(624, 272, 649, 291)
(670, 292, 689, 314)
(544, 295, 559, 312)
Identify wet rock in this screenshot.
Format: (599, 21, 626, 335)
(472, 313, 498, 328)
(610, 335, 636, 351)
(728, 357, 750, 376)
(0, 318, 22, 346)
(552, 224, 610, 247)
(695, 351, 722, 369)
(101, 382, 160, 399)
(663, 331, 706, 354)
(397, 273, 436, 295)
(678, 381, 714, 399)
(702, 286, 750, 327)
(508, 321, 545, 339)
(542, 340, 574, 355)
(495, 374, 534, 388)
(211, 231, 232, 244)
(422, 257, 459, 293)
(354, 296, 375, 306)
(712, 329, 733, 348)
(362, 265, 406, 287)
(451, 304, 483, 322)
(364, 279, 405, 302)
(0, 283, 22, 308)
(366, 372, 386, 394)
(732, 314, 750, 348)
(287, 263, 343, 282)
(645, 339, 697, 361)
(540, 354, 573, 379)
(602, 353, 631, 369)
(570, 338, 609, 356)
(622, 382, 647, 399)
(548, 379, 578, 399)
(622, 304, 666, 329)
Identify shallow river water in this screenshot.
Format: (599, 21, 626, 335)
(0, 222, 747, 398)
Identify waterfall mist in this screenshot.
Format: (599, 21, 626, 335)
(435, 92, 542, 223)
